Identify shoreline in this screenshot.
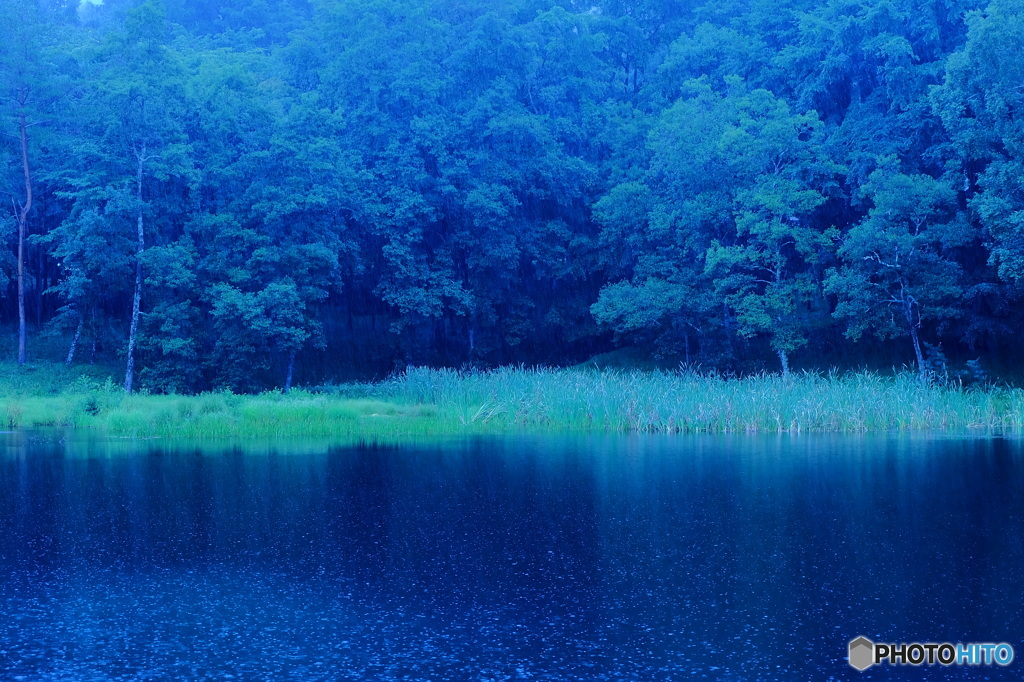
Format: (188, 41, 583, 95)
(4, 366, 1024, 439)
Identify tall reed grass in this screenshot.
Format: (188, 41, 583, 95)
(4, 363, 1024, 438)
(370, 366, 1024, 433)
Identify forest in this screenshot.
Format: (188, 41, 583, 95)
(2, 0, 1022, 393)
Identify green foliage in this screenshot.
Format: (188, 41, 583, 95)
(3, 0, 1024, 387)
(594, 79, 841, 370)
(826, 157, 968, 375)
(934, 0, 1024, 290)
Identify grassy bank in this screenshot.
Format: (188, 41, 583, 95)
(4, 363, 1024, 439)
(6, 360, 1024, 436)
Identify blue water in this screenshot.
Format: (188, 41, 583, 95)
(1, 432, 1022, 680)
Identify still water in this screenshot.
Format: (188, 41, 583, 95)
(0, 431, 1021, 680)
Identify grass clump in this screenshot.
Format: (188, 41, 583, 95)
(3, 361, 1024, 439)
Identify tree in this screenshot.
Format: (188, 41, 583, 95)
(826, 158, 968, 379)
(595, 79, 838, 372)
(51, 0, 191, 390)
(0, 0, 52, 365)
(934, 0, 1024, 283)
(702, 86, 837, 374)
(182, 37, 364, 390)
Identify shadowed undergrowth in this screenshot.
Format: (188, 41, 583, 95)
(3, 364, 1024, 438)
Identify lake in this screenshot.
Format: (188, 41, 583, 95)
(1, 431, 1021, 680)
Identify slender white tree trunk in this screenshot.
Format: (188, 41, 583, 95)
(284, 350, 296, 393)
(66, 312, 84, 366)
(903, 286, 926, 382)
(16, 109, 32, 366)
(910, 323, 925, 381)
(124, 148, 145, 393)
(17, 211, 26, 365)
(777, 348, 790, 377)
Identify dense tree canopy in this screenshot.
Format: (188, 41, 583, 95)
(1, 0, 1021, 390)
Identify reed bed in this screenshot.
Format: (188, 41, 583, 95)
(3, 365, 1024, 439)
(372, 366, 1024, 434)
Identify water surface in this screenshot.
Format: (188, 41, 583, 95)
(1, 432, 1021, 680)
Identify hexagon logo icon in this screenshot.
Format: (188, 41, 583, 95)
(849, 637, 875, 671)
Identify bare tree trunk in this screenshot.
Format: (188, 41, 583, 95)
(777, 348, 790, 377)
(66, 312, 84, 366)
(903, 288, 926, 382)
(16, 110, 32, 366)
(124, 148, 145, 393)
(17, 213, 26, 365)
(284, 350, 295, 393)
(722, 302, 735, 357)
(36, 235, 44, 329)
(910, 323, 925, 381)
